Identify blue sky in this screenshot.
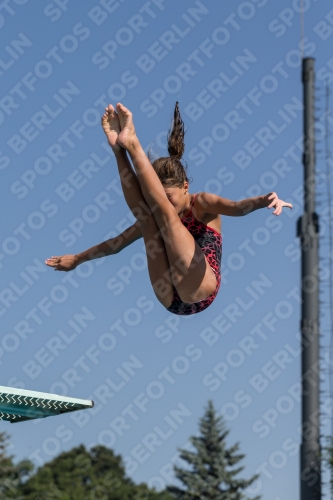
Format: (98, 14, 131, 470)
(1, 0, 333, 498)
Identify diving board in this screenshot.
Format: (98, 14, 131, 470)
(0, 385, 94, 423)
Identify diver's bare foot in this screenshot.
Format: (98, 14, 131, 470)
(101, 104, 121, 152)
(116, 103, 138, 151)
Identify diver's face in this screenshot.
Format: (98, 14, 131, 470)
(163, 183, 189, 214)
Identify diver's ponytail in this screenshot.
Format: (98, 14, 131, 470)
(151, 102, 190, 188)
(167, 102, 185, 159)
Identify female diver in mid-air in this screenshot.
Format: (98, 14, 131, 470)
(45, 102, 293, 315)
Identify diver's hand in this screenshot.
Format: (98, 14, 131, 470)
(45, 254, 79, 272)
(264, 192, 293, 216)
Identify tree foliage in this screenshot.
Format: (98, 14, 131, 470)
(324, 437, 333, 493)
(0, 401, 261, 499)
(0, 432, 32, 500)
(17, 444, 171, 500)
(167, 401, 260, 500)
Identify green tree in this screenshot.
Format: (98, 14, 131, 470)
(323, 437, 333, 493)
(0, 432, 32, 500)
(167, 401, 260, 500)
(18, 444, 172, 500)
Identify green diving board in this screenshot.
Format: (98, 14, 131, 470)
(0, 385, 94, 423)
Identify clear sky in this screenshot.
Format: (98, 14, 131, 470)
(1, 0, 333, 498)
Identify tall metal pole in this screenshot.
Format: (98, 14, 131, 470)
(297, 57, 321, 500)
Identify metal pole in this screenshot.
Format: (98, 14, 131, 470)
(297, 57, 321, 500)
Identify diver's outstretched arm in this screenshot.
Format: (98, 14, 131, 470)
(45, 222, 142, 271)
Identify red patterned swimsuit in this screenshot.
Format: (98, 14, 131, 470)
(167, 194, 222, 316)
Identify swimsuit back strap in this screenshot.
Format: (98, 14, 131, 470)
(190, 193, 197, 211)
